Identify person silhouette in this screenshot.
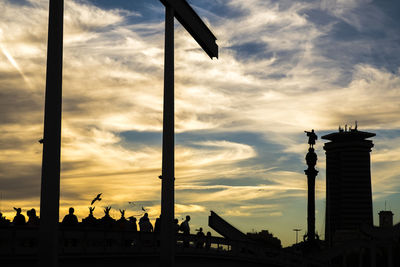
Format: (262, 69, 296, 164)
(195, 227, 205, 248)
(154, 216, 161, 234)
(62, 207, 78, 227)
(128, 216, 137, 231)
(173, 218, 180, 233)
(205, 231, 212, 250)
(180, 215, 191, 247)
(0, 212, 10, 227)
(12, 207, 26, 226)
(139, 213, 153, 232)
(26, 208, 40, 227)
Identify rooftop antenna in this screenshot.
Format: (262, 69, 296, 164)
(385, 200, 387, 211)
(355, 120, 358, 131)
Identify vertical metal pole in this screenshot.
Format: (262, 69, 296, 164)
(39, 0, 63, 266)
(160, 5, 175, 267)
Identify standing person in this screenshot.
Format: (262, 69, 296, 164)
(26, 208, 40, 226)
(62, 207, 78, 227)
(180, 215, 191, 247)
(12, 207, 26, 226)
(139, 213, 153, 232)
(195, 227, 205, 248)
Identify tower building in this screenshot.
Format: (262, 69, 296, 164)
(322, 128, 375, 245)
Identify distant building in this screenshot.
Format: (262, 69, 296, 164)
(379, 210, 394, 228)
(322, 128, 375, 246)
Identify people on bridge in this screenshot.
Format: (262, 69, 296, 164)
(26, 208, 40, 227)
(128, 216, 137, 231)
(62, 207, 78, 227)
(116, 209, 129, 230)
(139, 213, 153, 232)
(154, 216, 161, 234)
(180, 215, 191, 247)
(12, 207, 26, 226)
(0, 212, 10, 227)
(205, 231, 212, 250)
(195, 227, 205, 248)
(180, 215, 191, 235)
(173, 218, 180, 233)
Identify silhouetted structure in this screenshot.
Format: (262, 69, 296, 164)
(99, 207, 115, 229)
(82, 207, 97, 227)
(158, 1, 218, 265)
(304, 130, 318, 243)
(322, 127, 375, 246)
(379, 210, 394, 228)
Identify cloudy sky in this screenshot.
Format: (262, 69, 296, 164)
(1, 0, 400, 246)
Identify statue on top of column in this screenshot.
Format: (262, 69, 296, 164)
(304, 129, 318, 148)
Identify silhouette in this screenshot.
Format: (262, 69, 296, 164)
(154, 216, 161, 234)
(173, 218, 180, 233)
(99, 206, 115, 229)
(139, 213, 153, 232)
(0, 212, 10, 227)
(180, 215, 191, 247)
(322, 129, 375, 246)
(26, 208, 40, 227)
(116, 209, 129, 230)
(82, 207, 97, 227)
(128, 216, 137, 231)
(195, 227, 205, 248)
(12, 207, 26, 226)
(141, 206, 146, 212)
(304, 129, 317, 148)
(38, 138, 44, 144)
(205, 231, 212, 250)
(158, 1, 218, 265)
(91, 193, 102, 205)
(304, 130, 318, 244)
(62, 207, 78, 227)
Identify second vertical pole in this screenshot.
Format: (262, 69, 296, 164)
(39, 0, 64, 266)
(160, 5, 175, 267)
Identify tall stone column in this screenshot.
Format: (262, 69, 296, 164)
(304, 130, 318, 243)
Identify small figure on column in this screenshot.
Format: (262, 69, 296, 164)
(305, 129, 318, 149)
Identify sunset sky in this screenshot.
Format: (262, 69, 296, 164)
(1, 0, 400, 246)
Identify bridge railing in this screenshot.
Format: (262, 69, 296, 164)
(0, 227, 252, 256)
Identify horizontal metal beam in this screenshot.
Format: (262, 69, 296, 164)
(160, 0, 218, 59)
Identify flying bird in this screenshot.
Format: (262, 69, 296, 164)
(128, 202, 135, 206)
(91, 193, 102, 205)
(141, 206, 146, 212)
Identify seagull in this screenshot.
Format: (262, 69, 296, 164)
(128, 202, 135, 206)
(91, 193, 102, 205)
(141, 206, 146, 212)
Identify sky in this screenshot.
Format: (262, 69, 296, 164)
(0, 0, 400, 247)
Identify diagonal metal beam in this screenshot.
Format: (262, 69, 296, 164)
(160, 0, 218, 59)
